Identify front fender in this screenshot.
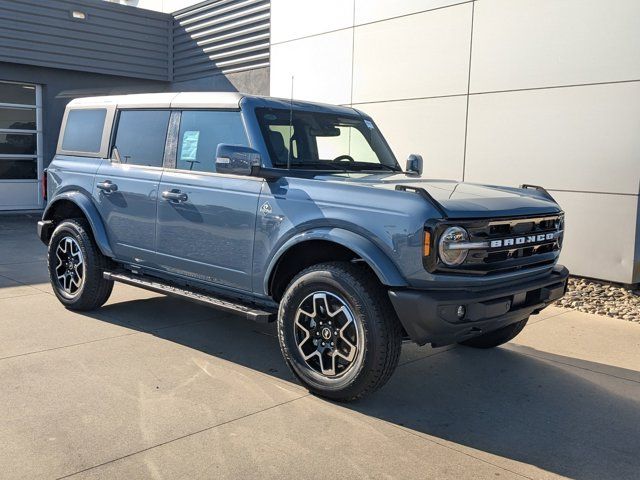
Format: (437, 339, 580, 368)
(263, 227, 408, 294)
(43, 191, 114, 258)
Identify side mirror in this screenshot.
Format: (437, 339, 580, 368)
(406, 154, 423, 176)
(215, 144, 261, 176)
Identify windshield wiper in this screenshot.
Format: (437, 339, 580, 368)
(282, 162, 348, 171)
(347, 163, 401, 172)
(371, 164, 401, 172)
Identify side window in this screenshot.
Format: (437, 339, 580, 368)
(267, 125, 297, 163)
(176, 110, 248, 173)
(114, 110, 170, 167)
(61, 109, 106, 153)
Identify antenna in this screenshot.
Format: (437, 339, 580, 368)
(287, 75, 294, 170)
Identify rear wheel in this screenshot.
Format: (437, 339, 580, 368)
(277, 262, 402, 402)
(458, 318, 529, 348)
(48, 219, 113, 310)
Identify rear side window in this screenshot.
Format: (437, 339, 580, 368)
(176, 110, 248, 173)
(62, 109, 106, 153)
(114, 110, 170, 167)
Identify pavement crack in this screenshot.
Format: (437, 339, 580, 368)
(390, 423, 535, 480)
(509, 349, 640, 385)
(0, 332, 138, 362)
(55, 394, 310, 479)
(398, 345, 457, 367)
(526, 309, 570, 327)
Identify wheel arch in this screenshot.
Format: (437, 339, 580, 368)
(265, 228, 407, 301)
(43, 192, 114, 258)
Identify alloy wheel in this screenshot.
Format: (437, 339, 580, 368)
(54, 236, 85, 298)
(293, 291, 362, 377)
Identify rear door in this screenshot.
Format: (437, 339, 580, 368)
(93, 109, 171, 265)
(155, 109, 262, 292)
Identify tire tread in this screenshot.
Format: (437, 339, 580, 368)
(48, 218, 113, 311)
(278, 261, 402, 402)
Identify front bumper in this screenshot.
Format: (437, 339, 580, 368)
(388, 265, 569, 346)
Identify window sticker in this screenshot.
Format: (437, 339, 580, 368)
(180, 130, 200, 160)
(364, 119, 374, 130)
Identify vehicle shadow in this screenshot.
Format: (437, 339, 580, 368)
(95, 295, 640, 480)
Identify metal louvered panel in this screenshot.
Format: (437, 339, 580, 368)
(172, 0, 270, 82)
(0, 0, 171, 81)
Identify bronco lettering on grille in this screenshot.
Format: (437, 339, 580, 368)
(489, 233, 556, 249)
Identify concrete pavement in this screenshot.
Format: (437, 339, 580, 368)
(0, 214, 638, 479)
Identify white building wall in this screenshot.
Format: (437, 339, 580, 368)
(270, 0, 640, 284)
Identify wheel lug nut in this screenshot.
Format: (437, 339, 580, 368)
(321, 342, 325, 346)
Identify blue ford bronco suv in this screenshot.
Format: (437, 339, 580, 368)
(38, 92, 568, 401)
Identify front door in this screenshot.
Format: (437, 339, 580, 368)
(93, 109, 170, 265)
(155, 109, 261, 292)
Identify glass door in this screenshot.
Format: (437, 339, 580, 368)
(0, 81, 43, 210)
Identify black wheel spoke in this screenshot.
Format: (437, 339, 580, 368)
(54, 236, 85, 297)
(293, 291, 360, 378)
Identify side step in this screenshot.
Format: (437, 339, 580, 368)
(104, 271, 275, 323)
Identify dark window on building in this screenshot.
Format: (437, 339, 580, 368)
(0, 108, 36, 130)
(62, 109, 107, 153)
(114, 110, 170, 167)
(0, 83, 36, 105)
(0, 133, 36, 155)
(0, 159, 37, 179)
(176, 110, 248, 173)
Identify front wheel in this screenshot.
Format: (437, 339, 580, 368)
(47, 219, 113, 311)
(277, 262, 403, 402)
(458, 318, 529, 348)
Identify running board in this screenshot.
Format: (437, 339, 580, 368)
(104, 271, 275, 323)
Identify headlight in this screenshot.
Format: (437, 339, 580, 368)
(438, 226, 469, 266)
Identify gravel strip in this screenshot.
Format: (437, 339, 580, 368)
(555, 277, 639, 322)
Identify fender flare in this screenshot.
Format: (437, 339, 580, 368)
(264, 227, 408, 295)
(43, 191, 114, 258)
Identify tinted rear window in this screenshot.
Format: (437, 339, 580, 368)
(61, 109, 106, 153)
(114, 110, 170, 168)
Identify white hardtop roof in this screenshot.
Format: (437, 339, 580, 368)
(67, 91, 245, 109)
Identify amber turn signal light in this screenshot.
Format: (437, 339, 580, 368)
(423, 231, 431, 256)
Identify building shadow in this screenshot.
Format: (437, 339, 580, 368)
(1, 215, 639, 479)
(92, 294, 640, 480)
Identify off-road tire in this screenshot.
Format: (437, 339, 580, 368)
(278, 261, 403, 402)
(458, 318, 529, 348)
(47, 219, 113, 310)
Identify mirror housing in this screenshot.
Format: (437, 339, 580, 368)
(215, 144, 261, 176)
(406, 154, 423, 176)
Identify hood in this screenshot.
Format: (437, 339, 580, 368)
(324, 174, 561, 219)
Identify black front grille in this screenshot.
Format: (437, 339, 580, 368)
(434, 214, 564, 275)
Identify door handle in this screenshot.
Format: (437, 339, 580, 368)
(96, 180, 118, 193)
(162, 189, 188, 203)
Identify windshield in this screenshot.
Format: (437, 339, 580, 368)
(256, 107, 400, 172)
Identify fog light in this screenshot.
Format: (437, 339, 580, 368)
(456, 305, 466, 319)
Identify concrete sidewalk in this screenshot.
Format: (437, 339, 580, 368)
(0, 214, 638, 480)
